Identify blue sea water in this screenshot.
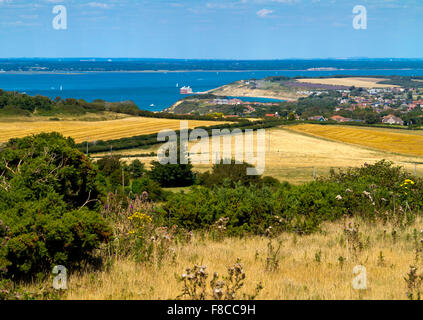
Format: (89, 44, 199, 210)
(1, 69, 423, 111)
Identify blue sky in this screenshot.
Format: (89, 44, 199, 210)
(0, 0, 422, 59)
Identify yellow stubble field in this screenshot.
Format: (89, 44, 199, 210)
(0, 117, 227, 143)
(289, 124, 423, 157)
(296, 77, 398, 88)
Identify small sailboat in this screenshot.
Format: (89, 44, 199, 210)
(176, 83, 179, 88)
(60, 85, 63, 91)
(150, 104, 155, 107)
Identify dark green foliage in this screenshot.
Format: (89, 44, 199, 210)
(0, 89, 140, 117)
(149, 161, 195, 188)
(97, 156, 122, 177)
(0, 133, 111, 278)
(261, 176, 281, 188)
(198, 160, 262, 188)
(131, 177, 168, 201)
(162, 161, 423, 236)
(96, 156, 129, 193)
(162, 181, 345, 235)
(127, 159, 145, 179)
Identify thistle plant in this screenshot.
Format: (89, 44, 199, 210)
(405, 266, 422, 300)
(177, 259, 263, 300)
(211, 217, 229, 241)
(343, 221, 363, 261)
(265, 239, 282, 272)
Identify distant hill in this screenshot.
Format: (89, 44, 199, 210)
(0, 89, 141, 117)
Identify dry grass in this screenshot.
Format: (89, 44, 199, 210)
(289, 124, 423, 157)
(25, 218, 423, 300)
(114, 126, 423, 184)
(0, 117, 227, 143)
(296, 77, 398, 88)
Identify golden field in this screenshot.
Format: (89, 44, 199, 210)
(0, 117, 227, 143)
(296, 77, 398, 88)
(110, 125, 423, 184)
(24, 218, 423, 300)
(289, 124, 423, 157)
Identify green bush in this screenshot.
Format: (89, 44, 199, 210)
(0, 133, 111, 278)
(197, 160, 262, 188)
(161, 161, 423, 236)
(149, 161, 195, 188)
(162, 182, 337, 235)
(131, 177, 168, 201)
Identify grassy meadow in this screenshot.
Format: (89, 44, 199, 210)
(22, 217, 423, 300)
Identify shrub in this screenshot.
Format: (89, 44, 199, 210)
(131, 177, 168, 201)
(149, 161, 195, 188)
(162, 161, 422, 236)
(0, 133, 111, 278)
(127, 159, 145, 179)
(163, 184, 295, 235)
(197, 160, 262, 188)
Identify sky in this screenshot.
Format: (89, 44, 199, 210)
(0, 0, 422, 59)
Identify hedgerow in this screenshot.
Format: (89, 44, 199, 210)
(161, 161, 423, 235)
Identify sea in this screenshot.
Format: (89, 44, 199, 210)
(1, 65, 423, 111)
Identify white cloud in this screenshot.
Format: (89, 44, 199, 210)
(85, 2, 110, 9)
(256, 8, 273, 17)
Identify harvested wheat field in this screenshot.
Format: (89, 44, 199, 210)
(25, 218, 423, 300)
(289, 124, 423, 157)
(112, 126, 423, 184)
(296, 77, 397, 88)
(0, 117, 227, 143)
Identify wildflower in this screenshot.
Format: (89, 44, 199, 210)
(336, 195, 343, 201)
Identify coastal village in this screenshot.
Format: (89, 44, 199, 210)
(171, 78, 423, 126)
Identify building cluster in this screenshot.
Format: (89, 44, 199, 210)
(306, 86, 423, 125)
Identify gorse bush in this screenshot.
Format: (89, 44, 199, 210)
(197, 160, 262, 188)
(149, 161, 195, 188)
(162, 161, 423, 235)
(0, 133, 111, 278)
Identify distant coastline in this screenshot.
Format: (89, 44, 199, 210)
(1, 68, 423, 75)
